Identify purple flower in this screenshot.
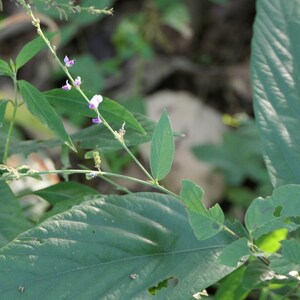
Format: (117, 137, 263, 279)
(64, 55, 75, 67)
(92, 117, 102, 124)
(89, 95, 103, 110)
(74, 76, 82, 87)
(62, 80, 72, 91)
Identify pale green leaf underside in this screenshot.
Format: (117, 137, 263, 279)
(0, 193, 235, 299)
(251, 0, 300, 187)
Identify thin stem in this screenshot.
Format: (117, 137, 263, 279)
(3, 71, 18, 163)
(26, 5, 155, 183)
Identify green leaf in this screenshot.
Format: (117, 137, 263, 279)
(180, 180, 225, 240)
(0, 59, 11, 77)
(251, 0, 300, 187)
(242, 260, 271, 289)
(44, 89, 146, 134)
(245, 184, 300, 239)
(0, 181, 31, 248)
(0, 99, 8, 126)
(218, 238, 250, 267)
(281, 239, 300, 264)
(180, 179, 204, 212)
(0, 192, 236, 299)
(18, 80, 76, 152)
(214, 267, 250, 300)
(269, 255, 300, 275)
(16, 33, 57, 70)
(150, 110, 174, 180)
(31, 182, 99, 221)
(0, 113, 154, 158)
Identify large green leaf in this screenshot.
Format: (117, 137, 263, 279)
(150, 110, 174, 181)
(0, 181, 31, 248)
(44, 89, 146, 134)
(251, 0, 300, 187)
(245, 184, 300, 240)
(18, 80, 76, 152)
(16, 33, 57, 70)
(0, 192, 236, 299)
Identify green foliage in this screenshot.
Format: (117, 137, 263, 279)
(1, 0, 300, 298)
(245, 184, 300, 240)
(31, 182, 100, 221)
(0, 99, 8, 126)
(193, 117, 272, 208)
(0, 59, 12, 76)
(16, 33, 57, 70)
(0, 181, 31, 247)
(251, 0, 300, 188)
(218, 238, 250, 267)
(44, 88, 146, 134)
(18, 80, 76, 152)
(180, 180, 225, 239)
(150, 110, 174, 181)
(0, 193, 236, 299)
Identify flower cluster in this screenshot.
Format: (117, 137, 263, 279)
(62, 55, 103, 124)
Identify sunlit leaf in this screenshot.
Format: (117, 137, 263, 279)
(251, 0, 300, 187)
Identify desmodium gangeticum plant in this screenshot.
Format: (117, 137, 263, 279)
(0, 0, 300, 299)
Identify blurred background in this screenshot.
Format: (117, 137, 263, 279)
(0, 0, 272, 221)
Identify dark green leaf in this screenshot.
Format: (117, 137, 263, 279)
(150, 110, 174, 180)
(0, 113, 154, 158)
(0, 192, 236, 299)
(18, 80, 76, 152)
(16, 33, 57, 70)
(32, 182, 99, 221)
(44, 89, 146, 134)
(269, 255, 299, 275)
(242, 260, 270, 289)
(218, 238, 250, 267)
(214, 267, 250, 300)
(281, 239, 300, 264)
(245, 184, 300, 239)
(0, 59, 11, 77)
(180, 180, 225, 240)
(251, 0, 300, 187)
(0, 181, 31, 248)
